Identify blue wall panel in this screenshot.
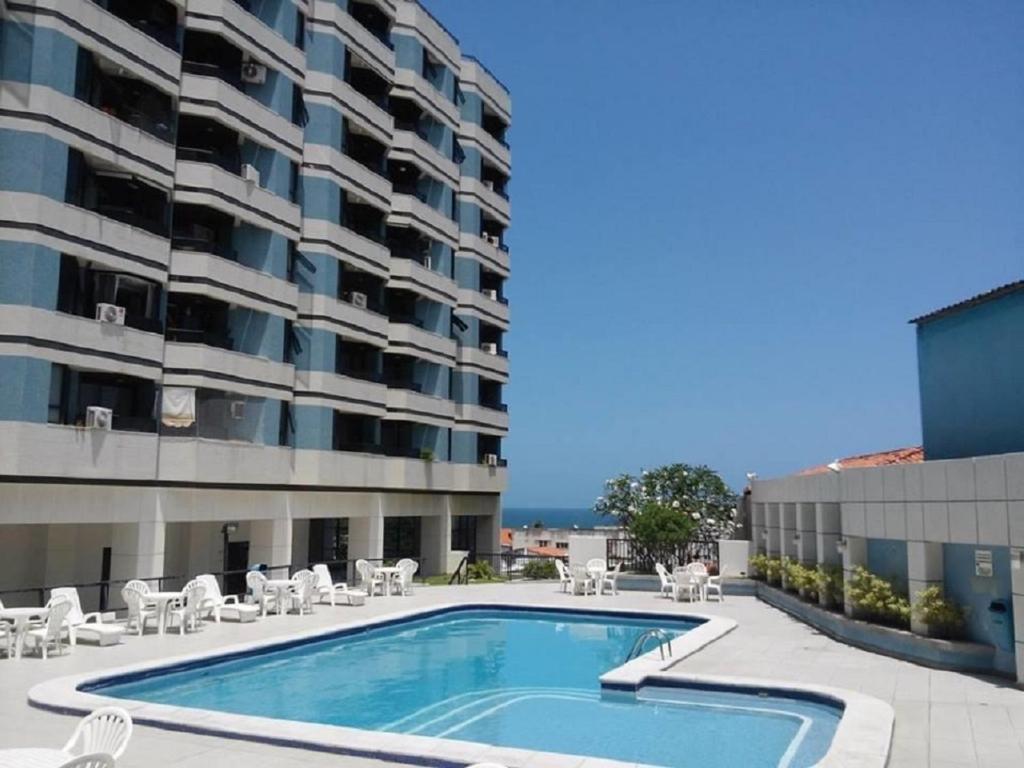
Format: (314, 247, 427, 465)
(942, 544, 1015, 674)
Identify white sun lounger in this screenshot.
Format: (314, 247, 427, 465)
(196, 574, 259, 623)
(312, 564, 366, 606)
(50, 588, 124, 647)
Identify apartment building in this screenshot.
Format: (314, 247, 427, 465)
(0, 0, 511, 602)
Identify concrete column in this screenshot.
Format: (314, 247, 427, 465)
(44, 524, 80, 586)
(907, 541, 944, 636)
(1008, 547, 1024, 684)
(348, 507, 384, 563)
(751, 503, 767, 554)
(420, 503, 452, 577)
(766, 503, 781, 557)
(815, 503, 842, 567)
(796, 502, 818, 565)
(780, 503, 798, 562)
(842, 536, 867, 617)
(248, 518, 293, 573)
(110, 520, 166, 588)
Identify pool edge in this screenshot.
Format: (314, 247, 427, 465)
(27, 601, 889, 768)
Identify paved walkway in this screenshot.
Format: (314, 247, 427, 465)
(1, 583, 1022, 767)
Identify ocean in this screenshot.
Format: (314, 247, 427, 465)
(501, 507, 617, 530)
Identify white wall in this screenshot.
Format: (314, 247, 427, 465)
(568, 535, 607, 567)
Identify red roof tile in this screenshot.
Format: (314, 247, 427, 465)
(527, 546, 567, 558)
(798, 446, 923, 475)
(500, 528, 513, 546)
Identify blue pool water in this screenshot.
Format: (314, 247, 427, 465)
(95, 607, 841, 767)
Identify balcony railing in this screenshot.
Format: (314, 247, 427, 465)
(387, 312, 423, 328)
(172, 231, 238, 262)
(334, 441, 384, 455)
(337, 367, 384, 384)
(93, 203, 169, 238)
(384, 378, 421, 393)
(182, 60, 243, 91)
(95, 0, 180, 51)
(165, 328, 234, 351)
(111, 415, 159, 433)
(479, 402, 508, 413)
(383, 445, 424, 459)
(177, 146, 242, 175)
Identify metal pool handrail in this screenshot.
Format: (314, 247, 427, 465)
(625, 628, 674, 662)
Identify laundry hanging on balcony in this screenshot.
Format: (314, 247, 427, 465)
(161, 387, 196, 428)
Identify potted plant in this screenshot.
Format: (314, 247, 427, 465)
(912, 586, 966, 639)
(419, 448, 435, 462)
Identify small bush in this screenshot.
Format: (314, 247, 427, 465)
(749, 554, 769, 580)
(522, 559, 560, 580)
(467, 561, 497, 581)
(846, 566, 910, 628)
(785, 561, 818, 600)
(913, 586, 966, 638)
(815, 564, 844, 606)
(764, 557, 783, 585)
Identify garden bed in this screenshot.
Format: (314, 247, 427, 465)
(755, 582, 1001, 676)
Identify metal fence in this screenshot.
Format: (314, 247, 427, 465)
(606, 538, 720, 574)
(467, 551, 566, 581)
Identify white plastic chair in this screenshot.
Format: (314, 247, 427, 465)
(394, 559, 419, 595)
(62, 706, 133, 760)
(120, 585, 159, 636)
(23, 596, 73, 659)
(355, 559, 386, 597)
(0, 620, 12, 658)
(50, 588, 124, 647)
(196, 574, 258, 623)
(554, 559, 572, 592)
(655, 563, 676, 598)
(312, 564, 366, 606)
(704, 573, 724, 602)
(59, 754, 115, 768)
(123, 579, 150, 595)
(288, 570, 317, 615)
(166, 580, 206, 635)
(246, 571, 278, 617)
(685, 561, 711, 600)
(569, 565, 595, 596)
(601, 562, 622, 595)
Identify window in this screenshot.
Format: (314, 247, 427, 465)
(48, 364, 68, 424)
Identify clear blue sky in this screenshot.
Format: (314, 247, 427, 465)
(425, 0, 1024, 508)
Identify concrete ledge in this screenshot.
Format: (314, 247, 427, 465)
(756, 581, 1001, 675)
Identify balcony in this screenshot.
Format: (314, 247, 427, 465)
(185, 0, 305, 81)
(304, 70, 393, 144)
(457, 232, 510, 276)
(293, 370, 387, 418)
(303, 144, 391, 212)
(291, 449, 505, 492)
(174, 160, 302, 240)
(389, 127, 459, 187)
(300, 217, 390, 276)
(0, 303, 163, 380)
(66, 151, 171, 238)
(163, 341, 295, 401)
(386, 388, 455, 428)
(96, 0, 179, 50)
(66, 0, 181, 92)
(312, 0, 394, 80)
(456, 403, 509, 435)
(179, 73, 303, 161)
(0, 421, 158, 481)
(456, 344, 509, 383)
(391, 68, 459, 129)
(456, 287, 510, 329)
(460, 177, 511, 225)
(169, 249, 298, 320)
(388, 322, 456, 368)
(158, 437, 293, 484)
(56, 255, 164, 334)
(389, 257, 458, 307)
(388, 193, 459, 248)
(458, 121, 511, 177)
(297, 292, 388, 348)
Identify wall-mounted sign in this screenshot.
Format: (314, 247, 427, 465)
(975, 549, 993, 578)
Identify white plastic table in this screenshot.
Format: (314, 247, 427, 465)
(0, 606, 48, 659)
(0, 748, 69, 767)
(265, 579, 296, 614)
(375, 566, 403, 596)
(143, 591, 182, 635)
(588, 566, 607, 594)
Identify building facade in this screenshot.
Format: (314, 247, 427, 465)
(0, 0, 511, 602)
(749, 285, 1024, 681)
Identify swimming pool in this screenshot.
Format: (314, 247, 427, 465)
(91, 606, 842, 767)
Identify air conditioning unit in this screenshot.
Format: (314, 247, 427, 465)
(95, 303, 125, 325)
(85, 406, 113, 431)
(481, 342, 498, 355)
(483, 180, 494, 191)
(350, 291, 368, 309)
(241, 164, 260, 185)
(483, 453, 498, 467)
(485, 289, 498, 301)
(229, 400, 246, 420)
(422, 255, 432, 270)
(240, 60, 267, 84)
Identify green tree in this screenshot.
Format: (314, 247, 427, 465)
(629, 500, 697, 566)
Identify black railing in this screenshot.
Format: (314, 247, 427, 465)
(472, 552, 566, 580)
(606, 538, 720, 575)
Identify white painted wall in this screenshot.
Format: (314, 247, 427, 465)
(568, 535, 607, 567)
(719, 539, 753, 577)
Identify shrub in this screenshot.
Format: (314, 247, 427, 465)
(522, 559, 560, 580)
(845, 566, 910, 628)
(785, 562, 818, 600)
(913, 586, 966, 638)
(749, 554, 769, 580)
(815, 564, 844, 606)
(468, 561, 497, 581)
(763, 557, 783, 585)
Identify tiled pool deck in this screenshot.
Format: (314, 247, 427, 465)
(2, 583, 1022, 767)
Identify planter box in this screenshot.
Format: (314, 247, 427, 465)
(756, 582, 1001, 676)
